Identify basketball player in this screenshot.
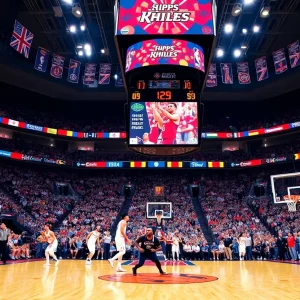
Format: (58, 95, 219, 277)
(42, 224, 59, 266)
(239, 233, 247, 260)
(132, 227, 167, 276)
(108, 214, 130, 272)
(142, 133, 154, 144)
(154, 102, 180, 145)
(172, 232, 180, 261)
(85, 226, 101, 265)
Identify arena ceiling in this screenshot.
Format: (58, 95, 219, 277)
(0, 0, 300, 101)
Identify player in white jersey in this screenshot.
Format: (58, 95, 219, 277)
(86, 226, 101, 265)
(42, 224, 59, 266)
(108, 214, 130, 272)
(239, 233, 247, 260)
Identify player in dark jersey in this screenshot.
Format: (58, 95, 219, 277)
(153, 102, 180, 145)
(132, 227, 167, 276)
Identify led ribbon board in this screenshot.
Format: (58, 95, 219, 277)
(125, 39, 205, 73)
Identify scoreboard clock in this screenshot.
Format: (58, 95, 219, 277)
(114, 0, 217, 155)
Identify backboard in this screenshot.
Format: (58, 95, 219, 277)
(146, 202, 172, 219)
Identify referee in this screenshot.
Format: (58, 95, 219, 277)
(0, 223, 11, 265)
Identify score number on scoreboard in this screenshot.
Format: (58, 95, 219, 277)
(131, 80, 197, 102)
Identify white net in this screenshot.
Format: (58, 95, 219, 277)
(286, 200, 297, 212)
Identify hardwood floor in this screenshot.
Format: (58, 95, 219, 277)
(0, 260, 299, 300)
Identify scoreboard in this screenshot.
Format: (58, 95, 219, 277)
(114, 0, 217, 155)
(131, 80, 197, 102)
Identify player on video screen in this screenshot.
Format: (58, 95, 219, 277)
(153, 102, 180, 145)
(148, 105, 160, 143)
(142, 133, 154, 144)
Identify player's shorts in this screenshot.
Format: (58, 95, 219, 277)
(239, 246, 246, 253)
(46, 239, 58, 253)
(115, 237, 125, 252)
(88, 242, 95, 254)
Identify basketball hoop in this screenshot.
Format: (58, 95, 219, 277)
(286, 199, 297, 212)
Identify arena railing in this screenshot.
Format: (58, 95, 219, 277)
(0, 149, 299, 169)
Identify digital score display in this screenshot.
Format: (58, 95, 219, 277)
(131, 80, 197, 102)
(148, 80, 180, 89)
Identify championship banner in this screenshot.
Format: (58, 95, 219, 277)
(34, 47, 49, 72)
(67, 59, 81, 83)
(288, 40, 300, 68)
(83, 63, 97, 85)
(99, 64, 111, 85)
(272, 49, 288, 75)
(125, 39, 205, 73)
(50, 54, 64, 79)
(255, 56, 268, 81)
(115, 73, 124, 87)
(220, 63, 233, 84)
(117, 0, 214, 36)
(237, 62, 251, 84)
(206, 63, 217, 87)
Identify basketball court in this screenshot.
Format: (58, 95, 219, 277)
(0, 260, 299, 299)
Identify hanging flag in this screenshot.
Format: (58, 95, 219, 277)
(237, 62, 251, 84)
(83, 63, 97, 85)
(273, 49, 288, 74)
(115, 73, 124, 87)
(34, 47, 49, 72)
(206, 63, 217, 87)
(288, 40, 300, 69)
(220, 63, 233, 84)
(255, 56, 269, 81)
(10, 20, 34, 58)
(50, 54, 64, 79)
(67, 59, 81, 83)
(99, 63, 111, 85)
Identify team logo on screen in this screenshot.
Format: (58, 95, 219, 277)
(153, 73, 161, 79)
(149, 45, 177, 58)
(131, 103, 144, 112)
(139, 4, 190, 24)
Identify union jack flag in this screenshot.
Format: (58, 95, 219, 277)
(10, 20, 34, 58)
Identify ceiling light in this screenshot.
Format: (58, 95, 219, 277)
(84, 43, 91, 51)
(69, 25, 76, 33)
(63, 0, 73, 4)
(253, 25, 260, 33)
(78, 50, 83, 56)
(232, 3, 243, 16)
(86, 50, 92, 57)
(72, 4, 83, 18)
(244, 0, 254, 5)
(260, 7, 270, 18)
(114, 74, 118, 80)
(234, 49, 242, 58)
(101, 49, 105, 54)
(242, 28, 248, 34)
(224, 23, 234, 34)
(77, 45, 82, 49)
(216, 48, 224, 58)
(241, 44, 248, 49)
(80, 24, 86, 31)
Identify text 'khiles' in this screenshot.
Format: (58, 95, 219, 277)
(139, 4, 191, 24)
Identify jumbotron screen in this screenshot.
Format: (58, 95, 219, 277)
(129, 102, 198, 145)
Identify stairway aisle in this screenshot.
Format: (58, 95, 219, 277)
(191, 197, 215, 244)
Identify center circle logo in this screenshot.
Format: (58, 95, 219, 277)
(99, 273, 218, 284)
